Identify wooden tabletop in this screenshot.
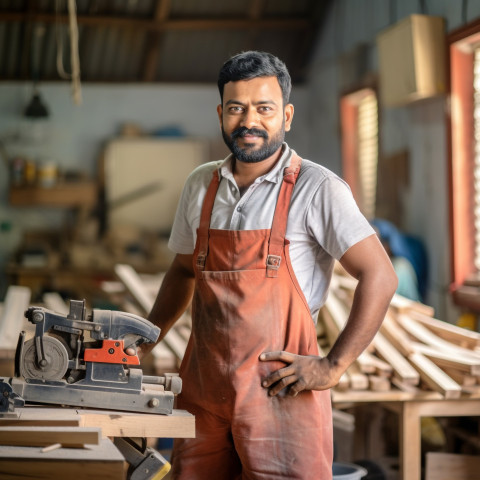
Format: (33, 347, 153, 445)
(0, 406, 195, 439)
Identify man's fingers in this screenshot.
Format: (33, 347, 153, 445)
(262, 366, 296, 388)
(259, 350, 295, 363)
(267, 374, 298, 397)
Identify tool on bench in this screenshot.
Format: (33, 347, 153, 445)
(114, 437, 171, 480)
(0, 299, 181, 416)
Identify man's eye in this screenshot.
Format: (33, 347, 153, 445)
(259, 106, 273, 112)
(229, 106, 243, 113)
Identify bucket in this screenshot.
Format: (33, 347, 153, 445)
(332, 462, 368, 480)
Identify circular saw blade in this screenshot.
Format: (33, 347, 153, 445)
(20, 336, 69, 381)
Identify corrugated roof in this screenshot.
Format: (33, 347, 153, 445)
(0, 0, 333, 84)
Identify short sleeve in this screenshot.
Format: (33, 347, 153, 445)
(306, 175, 375, 260)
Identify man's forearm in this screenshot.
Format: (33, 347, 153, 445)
(327, 235, 398, 382)
(147, 254, 195, 346)
(326, 271, 396, 379)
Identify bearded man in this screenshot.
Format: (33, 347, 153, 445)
(142, 51, 397, 480)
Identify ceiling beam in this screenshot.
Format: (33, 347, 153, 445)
(142, 0, 171, 82)
(0, 12, 311, 32)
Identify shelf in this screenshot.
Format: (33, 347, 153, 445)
(9, 181, 98, 208)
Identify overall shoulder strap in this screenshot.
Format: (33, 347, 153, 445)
(196, 169, 220, 270)
(266, 154, 302, 277)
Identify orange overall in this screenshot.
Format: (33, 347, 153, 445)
(172, 155, 333, 479)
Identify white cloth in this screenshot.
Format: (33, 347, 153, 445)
(168, 143, 374, 319)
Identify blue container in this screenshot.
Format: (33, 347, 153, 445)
(332, 462, 368, 480)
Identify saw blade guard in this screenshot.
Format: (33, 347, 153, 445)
(90, 309, 160, 344)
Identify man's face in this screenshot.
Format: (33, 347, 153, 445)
(217, 76, 294, 163)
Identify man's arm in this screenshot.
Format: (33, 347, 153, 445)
(260, 234, 398, 396)
(140, 253, 195, 357)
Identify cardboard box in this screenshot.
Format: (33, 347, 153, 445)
(377, 15, 446, 107)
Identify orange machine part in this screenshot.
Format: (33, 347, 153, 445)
(83, 339, 140, 365)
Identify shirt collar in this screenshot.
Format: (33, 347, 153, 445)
(218, 143, 292, 185)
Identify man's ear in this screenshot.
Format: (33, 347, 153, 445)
(217, 104, 223, 127)
(284, 103, 294, 132)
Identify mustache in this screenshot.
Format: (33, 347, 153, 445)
(231, 127, 268, 139)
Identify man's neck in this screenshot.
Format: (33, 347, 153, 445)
(233, 147, 283, 191)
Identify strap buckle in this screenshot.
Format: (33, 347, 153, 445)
(196, 253, 206, 270)
(266, 254, 281, 278)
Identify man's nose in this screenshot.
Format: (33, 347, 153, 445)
(240, 107, 259, 129)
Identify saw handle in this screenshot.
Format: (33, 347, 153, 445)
(83, 339, 140, 365)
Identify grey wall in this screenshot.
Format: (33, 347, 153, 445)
(307, 0, 480, 320)
(0, 82, 310, 277)
(2, 0, 480, 321)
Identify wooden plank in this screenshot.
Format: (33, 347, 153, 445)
(391, 377, 421, 394)
(42, 292, 69, 315)
(114, 263, 154, 313)
(346, 362, 369, 390)
(115, 263, 187, 359)
(323, 290, 349, 330)
(408, 352, 462, 399)
(0, 426, 101, 448)
(0, 437, 124, 480)
(425, 452, 480, 480)
(319, 307, 341, 347)
(356, 352, 377, 374)
(9, 181, 97, 208)
(4, 407, 195, 439)
(331, 389, 443, 403)
(409, 310, 480, 349)
(389, 293, 435, 317)
(78, 408, 195, 438)
(373, 331, 420, 385)
(380, 312, 416, 357)
(397, 314, 480, 361)
(442, 367, 477, 387)
(0, 286, 31, 349)
(358, 350, 393, 377)
(369, 375, 391, 392)
(411, 342, 480, 375)
(335, 371, 351, 391)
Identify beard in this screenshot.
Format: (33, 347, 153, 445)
(221, 123, 285, 163)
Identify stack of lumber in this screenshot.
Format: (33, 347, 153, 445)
(113, 263, 191, 371)
(0, 421, 124, 479)
(319, 271, 480, 400)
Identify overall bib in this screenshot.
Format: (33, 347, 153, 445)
(172, 155, 333, 479)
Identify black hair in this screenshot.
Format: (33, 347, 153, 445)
(217, 51, 292, 105)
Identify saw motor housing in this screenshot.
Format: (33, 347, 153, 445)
(1, 300, 181, 415)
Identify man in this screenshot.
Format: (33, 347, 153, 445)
(144, 51, 397, 479)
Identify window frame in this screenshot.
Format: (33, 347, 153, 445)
(340, 85, 380, 220)
(447, 17, 480, 310)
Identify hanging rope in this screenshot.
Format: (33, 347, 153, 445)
(55, 0, 82, 105)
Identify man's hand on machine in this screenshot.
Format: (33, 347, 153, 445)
(259, 351, 339, 396)
(125, 343, 154, 361)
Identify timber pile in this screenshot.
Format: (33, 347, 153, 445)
(319, 269, 480, 399)
(113, 263, 191, 371)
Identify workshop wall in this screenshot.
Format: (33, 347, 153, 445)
(0, 82, 310, 286)
(306, 0, 480, 321)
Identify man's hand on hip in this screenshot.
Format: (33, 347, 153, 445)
(259, 351, 338, 397)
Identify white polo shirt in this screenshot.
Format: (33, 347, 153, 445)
(168, 143, 374, 320)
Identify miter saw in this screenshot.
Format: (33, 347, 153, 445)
(0, 299, 181, 416)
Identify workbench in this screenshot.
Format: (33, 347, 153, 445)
(332, 389, 480, 480)
(0, 406, 195, 479)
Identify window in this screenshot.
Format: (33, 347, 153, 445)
(448, 18, 480, 309)
(340, 88, 379, 220)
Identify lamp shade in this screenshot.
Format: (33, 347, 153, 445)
(24, 92, 49, 118)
